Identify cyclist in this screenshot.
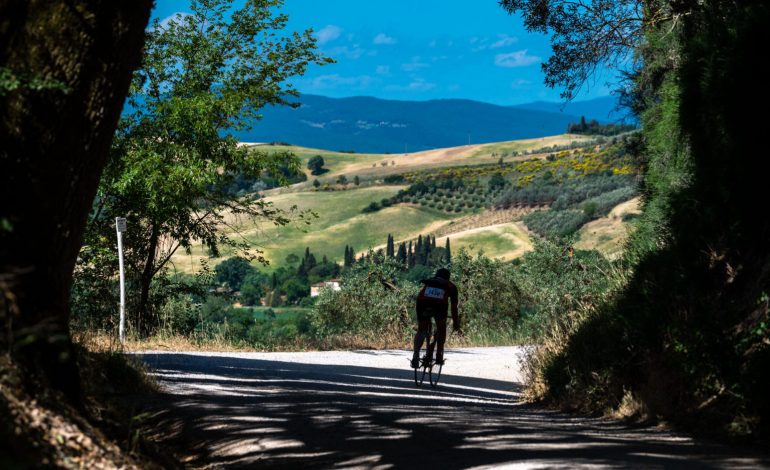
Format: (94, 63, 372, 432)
(411, 268, 460, 368)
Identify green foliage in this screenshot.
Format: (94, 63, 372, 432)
(451, 250, 523, 341)
(511, 0, 770, 439)
(488, 173, 506, 190)
(214, 256, 255, 290)
(567, 117, 636, 136)
(75, 0, 327, 335)
(523, 210, 588, 238)
(240, 273, 269, 306)
(311, 257, 414, 342)
(362, 201, 381, 213)
(307, 155, 327, 175)
(384, 174, 405, 184)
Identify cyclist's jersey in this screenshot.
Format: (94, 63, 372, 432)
(416, 277, 458, 316)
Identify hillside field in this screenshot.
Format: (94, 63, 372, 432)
(256, 133, 595, 190)
(172, 135, 637, 275)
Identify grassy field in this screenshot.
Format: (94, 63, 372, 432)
(256, 134, 596, 190)
(172, 185, 465, 271)
(575, 198, 641, 259)
(443, 222, 533, 260)
(167, 136, 634, 275)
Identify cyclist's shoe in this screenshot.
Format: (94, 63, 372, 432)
(420, 356, 432, 367)
(410, 355, 420, 369)
(435, 355, 445, 366)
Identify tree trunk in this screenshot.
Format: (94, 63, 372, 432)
(137, 222, 160, 337)
(0, 1, 152, 402)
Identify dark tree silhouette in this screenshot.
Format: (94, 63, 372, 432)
(0, 0, 153, 401)
(499, 0, 650, 99)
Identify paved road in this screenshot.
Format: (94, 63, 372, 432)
(137, 348, 768, 469)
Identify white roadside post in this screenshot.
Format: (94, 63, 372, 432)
(115, 217, 127, 345)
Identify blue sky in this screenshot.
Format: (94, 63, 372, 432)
(151, 0, 619, 105)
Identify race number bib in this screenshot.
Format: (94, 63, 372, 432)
(423, 287, 446, 299)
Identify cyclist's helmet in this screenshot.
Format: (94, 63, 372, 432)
(435, 268, 451, 280)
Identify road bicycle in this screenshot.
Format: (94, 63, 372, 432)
(411, 326, 444, 388)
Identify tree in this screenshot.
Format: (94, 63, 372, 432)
(488, 174, 506, 190)
(445, 237, 452, 263)
(215, 257, 255, 290)
(416, 235, 424, 266)
(307, 155, 326, 175)
(337, 174, 348, 185)
(1, 1, 153, 399)
(396, 242, 407, 265)
(313, 178, 321, 188)
(78, 0, 328, 335)
(240, 272, 269, 306)
(386, 234, 395, 258)
(353, 175, 361, 186)
(500, 0, 648, 100)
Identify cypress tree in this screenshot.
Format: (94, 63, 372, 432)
(424, 234, 432, 265)
(416, 235, 423, 265)
(408, 240, 415, 268)
(396, 242, 407, 265)
(386, 234, 395, 258)
(445, 237, 451, 263)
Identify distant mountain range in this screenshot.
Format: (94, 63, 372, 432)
(512, 96, 632, 123)
(232, 94, 632, 154)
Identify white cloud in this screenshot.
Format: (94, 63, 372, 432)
(408, 78, 436, 91)
(376, 65, 391, 75)
(511, 79, 533, 89)
(471, 37, 491, 52)
(316, 25, 342, 45)
(494, 50, 541, 68)
(327, 45, 366, 60)
(308, 74, 373, 90)
(491, 34, 518, 49)
(373, 33, 396, 45)
(387, 78, 436, 92)
(401, 56, 429, 72)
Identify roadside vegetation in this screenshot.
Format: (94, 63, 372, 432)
(502, 0, 770, 442)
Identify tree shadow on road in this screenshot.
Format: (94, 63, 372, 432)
(134, 353, 769, 469)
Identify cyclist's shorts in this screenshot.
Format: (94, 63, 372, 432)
(416, 305, 448, 322)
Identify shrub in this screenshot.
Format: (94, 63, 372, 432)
(523, 209, 589, 238)
(384, 174, 405, 184)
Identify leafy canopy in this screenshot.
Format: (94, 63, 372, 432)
(76, 0, 329, 332)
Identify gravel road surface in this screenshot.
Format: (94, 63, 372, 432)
(136, 348, 768, 469)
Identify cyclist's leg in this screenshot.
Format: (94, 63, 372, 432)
(435, 317, 447, 364)
(424, 314, 438, 362)
(412, 316, 431, 367)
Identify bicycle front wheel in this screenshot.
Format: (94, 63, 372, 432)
(429, 362, 443, 388)
(414, 363, 429, 386)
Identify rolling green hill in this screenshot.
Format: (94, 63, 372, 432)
(172, 134, 637, 274)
